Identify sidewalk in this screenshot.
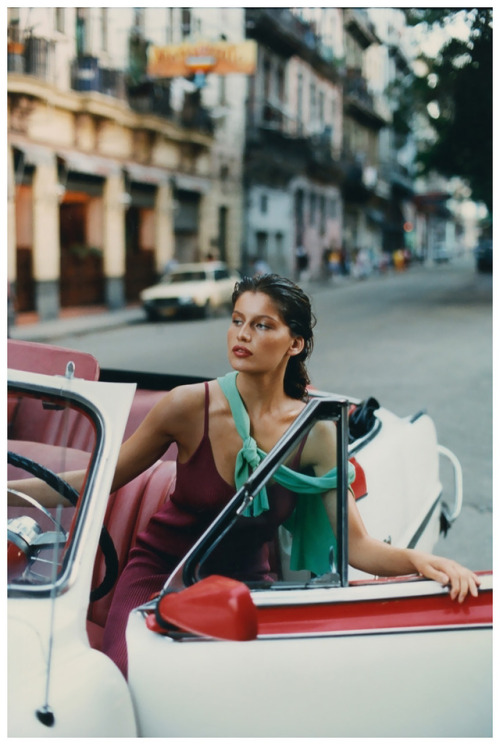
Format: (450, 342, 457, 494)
(9, 304, 145, 343)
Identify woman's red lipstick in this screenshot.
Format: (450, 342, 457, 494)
(232, 345, 252, 357)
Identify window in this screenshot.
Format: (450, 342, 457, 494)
(310, 82, 317, 123)
(133, 8, 145, 34)
(181, 8, 191, 38)
(297, 72, 303, 134)
(76, 8, 89, 56)
(55, 8, 65, 33)
(309, 192, 317, 225)
(295, 189, 305, 240)
(101, 8, 108, 52)
(218, 205, 228, 262)
(218, 75, 227, 106)
(319, 195, 326, 235)
(256, 231, 268, 260)
(166, 8, 174, 43)
(318, 90, 325, 129)
(260, 194, 268, 214)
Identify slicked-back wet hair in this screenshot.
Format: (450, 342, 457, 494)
(231, 274, 316, 400)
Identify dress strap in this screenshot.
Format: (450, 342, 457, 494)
(203, 381, 210, 437)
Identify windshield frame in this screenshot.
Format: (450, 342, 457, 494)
(159, 395, 351, 595)
(7, 379, 105, 599)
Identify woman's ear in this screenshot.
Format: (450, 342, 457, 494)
(288, 336, 305, 356)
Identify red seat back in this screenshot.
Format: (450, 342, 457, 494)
(86, 459, 177, 649)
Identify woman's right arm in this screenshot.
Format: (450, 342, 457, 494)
(8, 384, 201, 507)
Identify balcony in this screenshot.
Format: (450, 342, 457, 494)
(343, 69, 387, 130)
(245, 120, 342, 186)
(8, 29, 56, 83)
(71, 56, 125, 99)
(340, 150, 379, 203)
(245, 8, 340, 83)
(127, 80, 214, 135)
(343, 8, 379, 49)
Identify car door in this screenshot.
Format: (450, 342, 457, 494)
(8, 369, 138, 737)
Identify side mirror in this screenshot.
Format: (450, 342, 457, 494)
(149, 575, 258, 641)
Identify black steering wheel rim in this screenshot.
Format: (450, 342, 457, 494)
(8, 450, 118, 601)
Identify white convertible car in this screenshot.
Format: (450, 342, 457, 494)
(7, 340, 492, 737)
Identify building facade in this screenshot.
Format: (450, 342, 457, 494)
(7, 7, 470, 321)
(242, 8, 345, 280)
(7, 7, 246, 319)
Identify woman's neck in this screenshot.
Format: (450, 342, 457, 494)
(234, 369, 290, 418)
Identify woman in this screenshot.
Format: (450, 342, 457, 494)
(10, 274, 481, 677)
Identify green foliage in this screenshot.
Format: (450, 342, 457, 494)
(400, 8, 492, 210)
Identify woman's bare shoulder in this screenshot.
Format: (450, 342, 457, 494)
(153, 380, 208, 422)
(300, 419, 337, 470)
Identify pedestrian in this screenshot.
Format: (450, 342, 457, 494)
(8, 274, 481, 678)
(295, 243, 310, 281)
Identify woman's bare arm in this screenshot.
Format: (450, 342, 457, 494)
(8, 383, 204, 507)
(306, 419, 480, 602)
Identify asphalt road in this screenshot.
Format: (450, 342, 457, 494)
(54, 254, 493, 571)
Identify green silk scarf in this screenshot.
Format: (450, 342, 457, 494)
(217, 371, 355, 576)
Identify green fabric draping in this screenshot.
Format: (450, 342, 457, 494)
(217, 371, 355, 575)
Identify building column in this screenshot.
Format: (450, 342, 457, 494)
(103, 171, 126, 309)
(154, 180, 175, 274)
(32, 153, 60, 320)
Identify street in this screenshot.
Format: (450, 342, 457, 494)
(53, 255, 493, 571)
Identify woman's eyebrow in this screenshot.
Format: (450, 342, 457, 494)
(233, 312, 278, 322)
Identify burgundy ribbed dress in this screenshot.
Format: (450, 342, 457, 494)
(101, 382, 300, 677)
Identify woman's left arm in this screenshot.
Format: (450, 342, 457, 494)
(306, 420, 481, 603)
(323, 489, 481, 603)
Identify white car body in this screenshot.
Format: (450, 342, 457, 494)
(7, 349, 492, 738)
(140, 261, 240, 319)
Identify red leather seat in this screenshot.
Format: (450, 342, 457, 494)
(8, 340, 99, 450)
(86, 459, 177, 649)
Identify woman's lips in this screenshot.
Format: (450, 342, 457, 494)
(232, 345, 252, 358)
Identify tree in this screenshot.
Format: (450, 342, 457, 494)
(401, 8, 492, 212)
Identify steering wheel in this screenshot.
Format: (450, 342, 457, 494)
(7, 451, 118, 602)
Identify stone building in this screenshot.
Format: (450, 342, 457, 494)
(243, 8, 345, 280)
(7, 7, 246, 319)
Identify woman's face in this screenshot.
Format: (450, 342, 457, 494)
(227, 291, 304, 375)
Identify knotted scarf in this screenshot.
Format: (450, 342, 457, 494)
(217, 371, 355, 575)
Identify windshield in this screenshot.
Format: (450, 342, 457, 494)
(167, 271, 208, 283)
(8, 384, 98, 591)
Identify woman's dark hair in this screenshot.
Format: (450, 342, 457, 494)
(232, 274, 316, 400)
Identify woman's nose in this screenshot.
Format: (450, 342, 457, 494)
(237, 323, 251, 340)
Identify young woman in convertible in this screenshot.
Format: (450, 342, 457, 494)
(10, 274, 481, 677)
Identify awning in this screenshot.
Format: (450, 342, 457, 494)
(57, 149, 121, 177)
(173, 173, 211, 194)
(11, 141, 54, 166)
(125, 163, 169, 185)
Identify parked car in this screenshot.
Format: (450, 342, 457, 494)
(140, 261, 240, 320)
(474, 239, 493, 273)
(7, 340, 492, 737)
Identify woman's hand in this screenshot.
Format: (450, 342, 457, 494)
(409, 551, 481, 603)
(325, 490, 482, 604)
